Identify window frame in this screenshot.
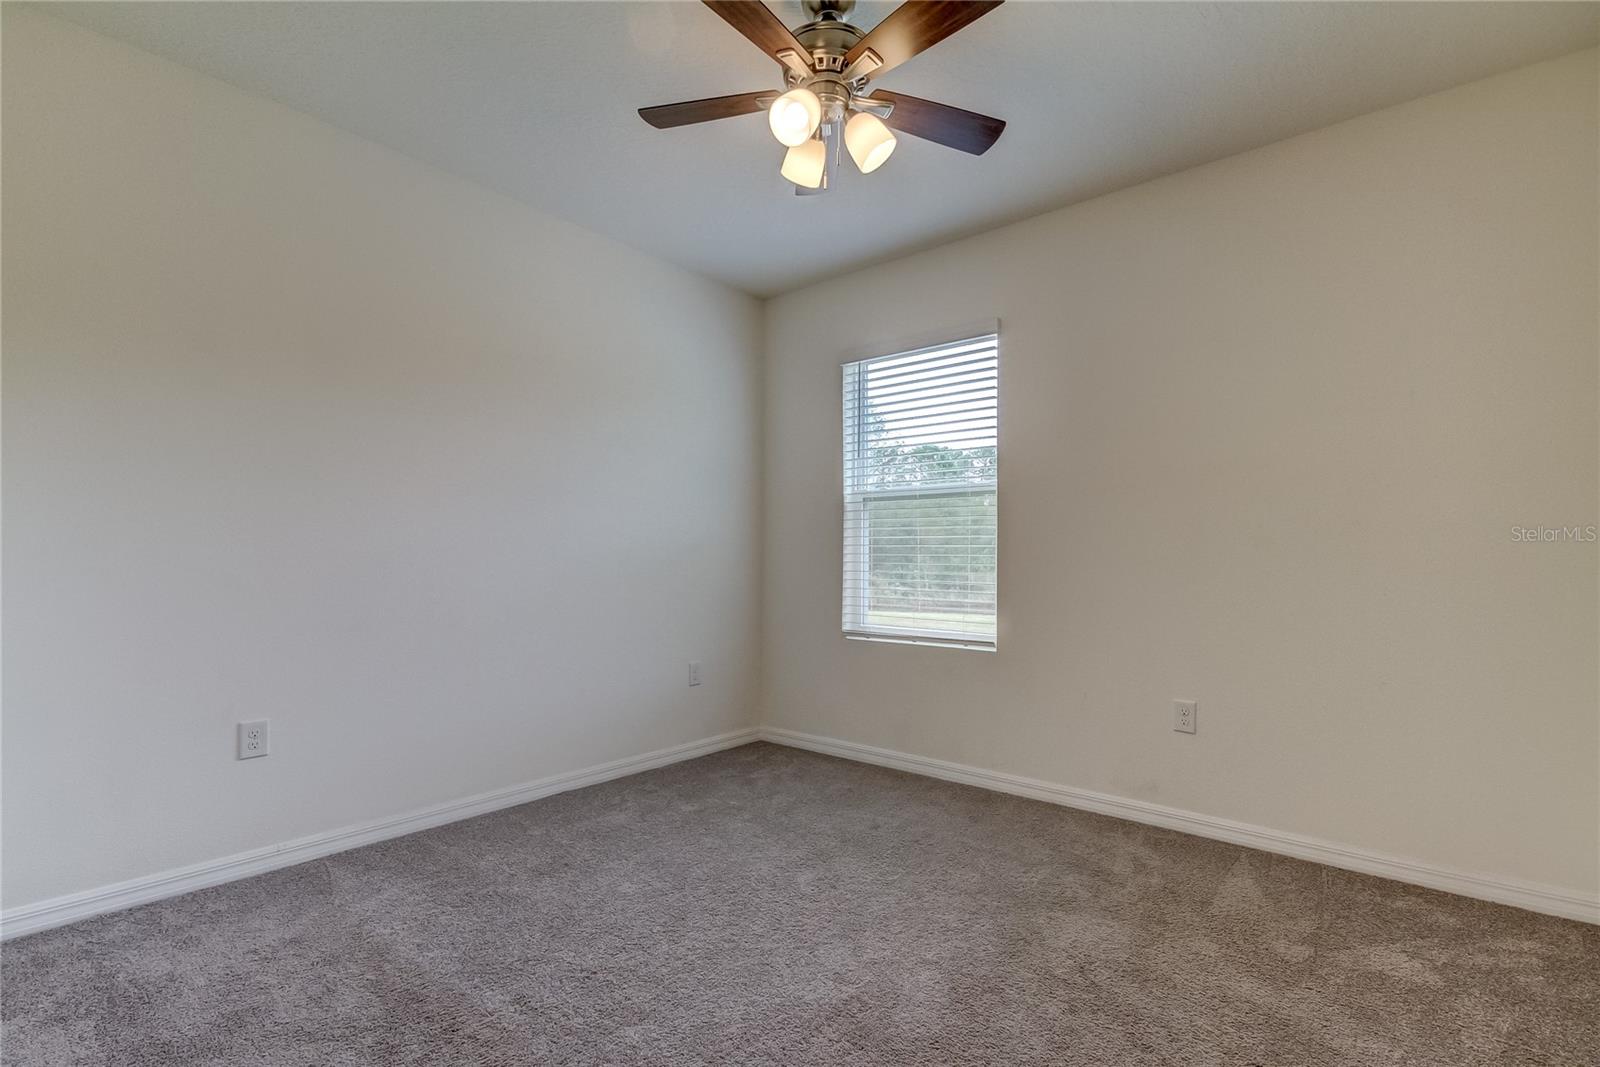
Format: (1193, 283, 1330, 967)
(840, 325, 999, 652)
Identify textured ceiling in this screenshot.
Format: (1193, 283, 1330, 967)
(37, 2, 1600, 295)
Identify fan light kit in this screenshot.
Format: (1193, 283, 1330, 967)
(641, 0, 1007, 195)
(769, 87, 824, 146)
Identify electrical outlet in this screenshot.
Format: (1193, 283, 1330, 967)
(1174, 700, 1197, 734)
(237, 719, 270, 759)
(688, 661, 702, 687)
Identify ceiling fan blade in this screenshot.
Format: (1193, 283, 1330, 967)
(844, 1, 1003, 80)
(702, 1, 812, 70)
(639, 91, 771, 130)
(873, 90, 1005, 155)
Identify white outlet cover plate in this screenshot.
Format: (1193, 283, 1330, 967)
(237, 719, 270, 759)
(1174, 700, 1197, 734)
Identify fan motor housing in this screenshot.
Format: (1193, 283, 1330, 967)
(801, 0, 856, 19)
(794, 16, 864, 75)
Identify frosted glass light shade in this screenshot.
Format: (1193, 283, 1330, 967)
(768, 88, 823, 148)
(780, 139, 827, 189)
(845, 112, 896, 174)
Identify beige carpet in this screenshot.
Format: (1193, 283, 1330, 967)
(3, 742, 1596, 1065)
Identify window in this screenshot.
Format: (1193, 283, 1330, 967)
(843, 331, 998, 649)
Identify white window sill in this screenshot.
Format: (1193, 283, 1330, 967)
(843, 631, 997, 653)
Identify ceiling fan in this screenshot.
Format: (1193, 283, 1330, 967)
(640, 0, 1006, 194)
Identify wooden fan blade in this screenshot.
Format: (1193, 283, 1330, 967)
(873, 90, 1005, 155)
(639, 91, 770, 129)
(702, 1, 812, 69)
(845, 1, 1003, 80)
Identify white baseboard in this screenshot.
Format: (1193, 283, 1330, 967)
(11, 724, 1592, 938)
(1, 727, 760, 941)
(759, 726, 1600, 925)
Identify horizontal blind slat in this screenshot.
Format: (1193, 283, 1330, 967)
(862, 383, 999, 414)
(868, 341, 994, 368)
(860, 368, 997, 400)
(863, 339, 997, 375)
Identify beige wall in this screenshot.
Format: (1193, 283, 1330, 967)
(2, 8, 762, 908)
(762, 51, 1599, 898)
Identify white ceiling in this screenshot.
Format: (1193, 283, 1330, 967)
(38, 2, 1600, 296)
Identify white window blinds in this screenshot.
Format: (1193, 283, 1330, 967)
(843, 332, 998, 649)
